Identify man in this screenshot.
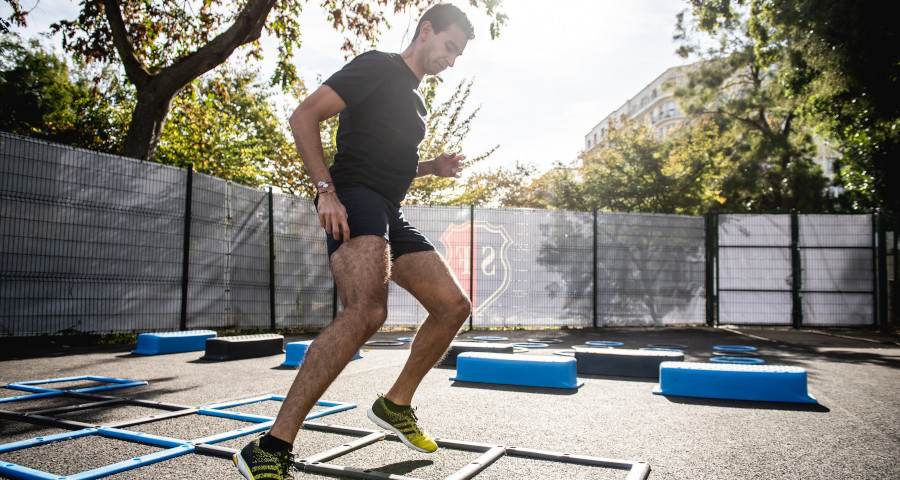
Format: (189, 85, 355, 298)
(233, 4, 476, 479)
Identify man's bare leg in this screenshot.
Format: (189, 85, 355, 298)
(385, 250, 471, 405)
(266, 235, 390, 444)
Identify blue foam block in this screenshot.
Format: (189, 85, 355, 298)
(132, 330, 217, 355)
(451, 352, 583, 389)
(281, 340, 362, 367)
(653, 361, 817, 403)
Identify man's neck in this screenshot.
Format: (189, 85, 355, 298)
(401, 46, 425, 81)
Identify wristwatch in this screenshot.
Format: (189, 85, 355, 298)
(316, 181, 333, 190)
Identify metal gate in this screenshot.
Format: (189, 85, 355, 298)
(712, 212, 881, 326)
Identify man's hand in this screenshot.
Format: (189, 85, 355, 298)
(423, 152, 466, 178)
(317, 193, 350, 241)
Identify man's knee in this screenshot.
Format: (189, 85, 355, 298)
(446, 294, 472, 324)
(343, 302, 388, 330)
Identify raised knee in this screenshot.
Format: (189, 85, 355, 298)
(369, 304, 389, 326)
(449, 295, 472, 323)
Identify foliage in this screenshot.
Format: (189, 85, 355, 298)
(0, 0, 25, 33)
(0, 34, 131, 153)
(682, 0, 898, 213)
(674, 8, 830, 212)
(2, 0, 506, 162)
(156, 64, 307, 190)
(1, 35, 307, 191)
(551, 119, 728, 215)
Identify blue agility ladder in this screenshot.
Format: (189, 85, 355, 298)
(0, 375, 355, 480)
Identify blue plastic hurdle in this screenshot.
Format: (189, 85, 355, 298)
(451, 352, 583, 389)
(281, 340, 362, 367)
(132, 330, 217, 355)
(653, 362, 817, 403)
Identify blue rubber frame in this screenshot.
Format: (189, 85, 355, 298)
(1, 376, 147, 406)
(0, 427, 193, 480)
(709, 356, 765, 364)
(0, 378, 356, 480)
(0, 390, 64, 404)
(195, 395, 356, 445)
(712, 345, 758, 352)
(7, 376, 148, 395)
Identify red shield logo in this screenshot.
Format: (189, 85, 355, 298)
(439, 222, 512, 315)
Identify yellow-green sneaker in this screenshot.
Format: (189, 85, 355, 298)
(367, 395, 438, 453)
(233, 435, 295, 479)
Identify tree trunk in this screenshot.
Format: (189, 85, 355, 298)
(120, 86, 175, 161)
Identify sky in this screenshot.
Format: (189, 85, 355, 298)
(4, 0, 691, 175)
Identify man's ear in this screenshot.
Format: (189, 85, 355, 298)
(418, 20, 433, 41)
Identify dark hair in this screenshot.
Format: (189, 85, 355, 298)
(411, 3, 475, 42)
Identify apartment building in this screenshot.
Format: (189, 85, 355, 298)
(582, 63, 839, 181)
(584, 65, 688, 154)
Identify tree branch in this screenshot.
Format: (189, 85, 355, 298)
(100, 0, 150, 87)
(157, 0, 278, 96)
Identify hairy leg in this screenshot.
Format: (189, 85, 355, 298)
(267, 235, 390, 443)
(386, 250, 471, 405)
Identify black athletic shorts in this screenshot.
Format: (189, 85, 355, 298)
(314, 187, 435, 260)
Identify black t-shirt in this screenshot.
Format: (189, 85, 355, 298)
(324, 51, 427, 206)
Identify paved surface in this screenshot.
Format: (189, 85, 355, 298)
(1, 326, 899, 479)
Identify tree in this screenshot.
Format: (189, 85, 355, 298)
(3, 0, 506, 162)
(684, 0, 898, 213)
(156, 63, 305, 189)
(675, 7, 830, 212)
(0, 34, 131, 153)
(550, 119, 728, 215)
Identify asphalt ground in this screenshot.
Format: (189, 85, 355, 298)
(1, 326, 899, 479)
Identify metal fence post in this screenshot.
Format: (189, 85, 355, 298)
(268, 187, 277, 331)
(875, 210, 888, 329)
(791, 209, 802, 329)
(705, 211, 718, 327)
(180, 164, 194, 331)
(894, 213, 899, 327)
(468, 204, 475, 330)
(592, 210, 598, 329)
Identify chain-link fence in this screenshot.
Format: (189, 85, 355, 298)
(1, 132, 892, 335)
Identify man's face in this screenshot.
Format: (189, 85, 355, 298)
(422, 22, 468, 76)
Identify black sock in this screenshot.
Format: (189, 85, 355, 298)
(259, 433, 292, 453)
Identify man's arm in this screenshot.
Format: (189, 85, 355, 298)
(289, 85, 350, 241)
(417, 152, 466, 178)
